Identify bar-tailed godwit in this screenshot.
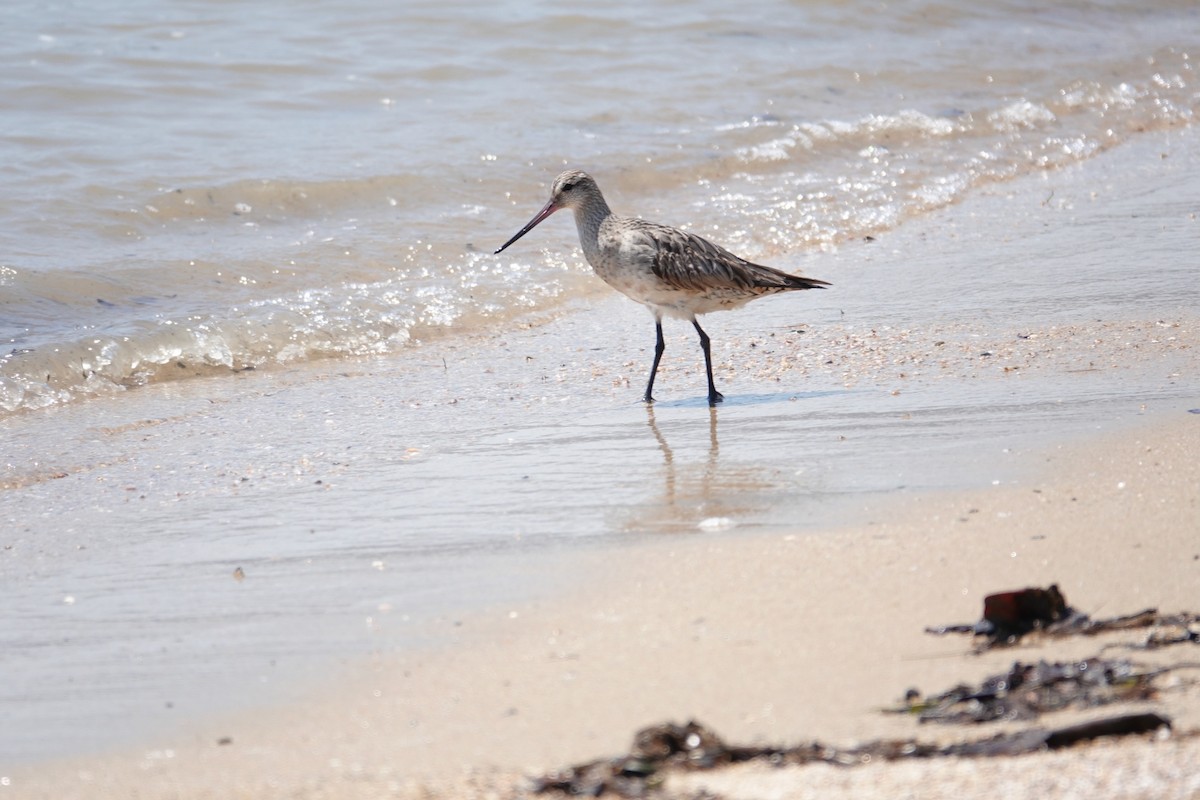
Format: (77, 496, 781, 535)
(495, 170, 829, 405)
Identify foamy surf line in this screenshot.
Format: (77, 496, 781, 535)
(711, 50, 1197, 249)
(0, 256, 586, 416)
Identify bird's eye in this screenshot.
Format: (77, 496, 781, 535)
(562, 181, 577, 191)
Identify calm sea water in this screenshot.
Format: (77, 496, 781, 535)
(1, 0, 1196, 415)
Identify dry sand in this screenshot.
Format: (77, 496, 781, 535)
(11, 412, 1199, 798)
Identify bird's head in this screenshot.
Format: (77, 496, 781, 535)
(494, 170, 600, 254)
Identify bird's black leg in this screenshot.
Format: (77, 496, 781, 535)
(643, 321, 665, 403)
(693, 319, 724, 405)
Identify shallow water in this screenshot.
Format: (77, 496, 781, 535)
(2, 0, 1196, 413)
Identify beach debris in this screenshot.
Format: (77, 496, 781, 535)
(941, 712, 1173, 756)
(924, 584, 1075, 643)
(1135, 621, 1200, 650)
(891, 656, 1192, 724)
(923, 584, 1199, 648)
(529, 714, 1173, 797)
(530, 721, 735, 797)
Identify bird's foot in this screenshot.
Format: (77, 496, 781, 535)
(642, 394, 656, 405)
(707, 391, 724, 406)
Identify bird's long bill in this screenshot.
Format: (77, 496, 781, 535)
(494, 199, 558, 254)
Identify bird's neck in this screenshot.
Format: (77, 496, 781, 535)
(571, 195, 612, 250)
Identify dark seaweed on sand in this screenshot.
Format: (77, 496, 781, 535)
(530, 715, 1175, 798)
(533, 586, 1198, 797)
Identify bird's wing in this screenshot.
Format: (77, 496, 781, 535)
(642, 222, 826, 292)
(642, 223, 758, 292)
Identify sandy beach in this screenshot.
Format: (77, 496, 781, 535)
(5, 125, 1200, 798)
(11, 398, 1199, 799)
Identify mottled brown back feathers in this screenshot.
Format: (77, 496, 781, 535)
(640, 220, 829, 295)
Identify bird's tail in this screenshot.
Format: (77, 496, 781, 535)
(783, 274, 831, 290)
(746, 261, 831, 291)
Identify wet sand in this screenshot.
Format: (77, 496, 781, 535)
(5, 126, 1200, 797)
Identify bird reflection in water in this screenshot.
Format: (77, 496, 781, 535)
(632, 405, 772, 535)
